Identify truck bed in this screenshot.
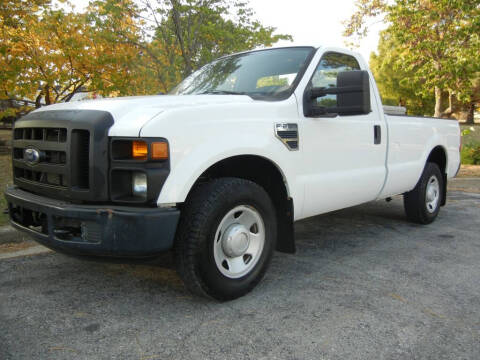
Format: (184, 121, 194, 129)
(379, 114, 460, 198)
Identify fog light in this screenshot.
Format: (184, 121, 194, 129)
(132, 172, 147, 198)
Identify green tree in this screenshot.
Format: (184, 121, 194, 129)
(344, 0, 480, 120)
(369, 31, 435, 115)
(85, 0, 160, 95)
(138, 0, 292, 91)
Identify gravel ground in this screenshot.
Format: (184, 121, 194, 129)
(1, 186, 479, 359)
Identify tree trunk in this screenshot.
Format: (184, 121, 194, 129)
(35, 92, 43, 109)
(434, 86, 443, 118)
(441, 90, 453, 117)
(465, 103, 475, 125)
(44, 85, 51, 105)
(170, 0, 193, 76)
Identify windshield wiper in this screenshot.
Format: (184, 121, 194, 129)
(200, 90, 248, 95)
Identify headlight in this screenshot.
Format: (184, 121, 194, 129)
(110, 138, 169, 204)
(132, 172, 147, 198)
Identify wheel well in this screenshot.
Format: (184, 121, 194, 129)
(427, 146, 447, 206)
(427, 146, 447, 174)
(189, 155, 295, 253)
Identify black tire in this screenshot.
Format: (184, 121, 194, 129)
(404, 162, 444, 224)
(175, 178, 277, 301)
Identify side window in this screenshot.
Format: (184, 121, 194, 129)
(310, 52, 360, 107)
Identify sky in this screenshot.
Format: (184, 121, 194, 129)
(250, 0, 386, 61)
(70, 0, 385, 61)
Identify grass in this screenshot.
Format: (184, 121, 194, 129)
(0, 128, 12, 148)
(0, 153, 12, 226)
(461, 145, 480, 165)
(460, 124, 480, 143)
(0, 129, 12, 225)
(460, 124, 480, 165)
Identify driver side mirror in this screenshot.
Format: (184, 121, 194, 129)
(303, 70, 371, 117)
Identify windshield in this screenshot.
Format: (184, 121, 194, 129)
(170, 47, 315, 100)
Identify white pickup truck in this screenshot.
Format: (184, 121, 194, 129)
(5, 46, 461, 300)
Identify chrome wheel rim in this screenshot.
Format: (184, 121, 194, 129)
(213, 205, 265, 279)
(425, 175, 440, 213)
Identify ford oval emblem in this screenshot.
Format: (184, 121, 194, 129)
(24, 148, 40, 165)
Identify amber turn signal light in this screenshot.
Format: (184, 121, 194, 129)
(132, 141, 148, 159)
(151, 142, 168, 160)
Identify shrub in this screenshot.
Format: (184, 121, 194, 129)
(461, 142, 480, 165)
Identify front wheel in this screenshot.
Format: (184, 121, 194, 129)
(404, 162, 443, 224)
(175, 178, 277, 301)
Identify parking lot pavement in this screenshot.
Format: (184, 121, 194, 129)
(1, 191, 479, 360)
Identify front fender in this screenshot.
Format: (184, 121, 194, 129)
(137, 96, 303, 215)
(157, 137, 294, 206)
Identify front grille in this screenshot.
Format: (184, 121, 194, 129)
(12, 109, 113, 202)
(14, 127, 67, 142)
(13, 148, 67, 165)
(70, 130, 90, 189)
(12, 127, 71, 190)
(12, 127, 89, 191)
(14, 168, 66, 187)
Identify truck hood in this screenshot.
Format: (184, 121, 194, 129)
(33, 95, 254, 136)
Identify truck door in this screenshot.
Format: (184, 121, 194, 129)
(298, 51, 387, 218)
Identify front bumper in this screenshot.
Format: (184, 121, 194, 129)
(4, 186, 180, 258)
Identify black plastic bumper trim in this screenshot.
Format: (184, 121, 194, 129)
(4, 186, 180, 258)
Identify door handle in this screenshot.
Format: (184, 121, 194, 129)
(374, 125, 381, 145)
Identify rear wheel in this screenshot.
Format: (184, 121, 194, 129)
(175, 178, 277, 300)
(404, 162, 443, 224)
